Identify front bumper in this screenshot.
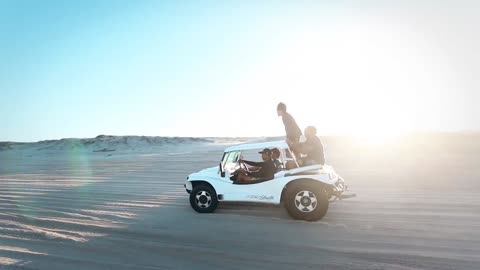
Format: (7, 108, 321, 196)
(184, 184, 191, 194)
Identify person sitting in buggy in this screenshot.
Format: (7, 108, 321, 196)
(295, 126, 325, 166)
(271, 148, 284, 172)
(234, 148, 276, 183)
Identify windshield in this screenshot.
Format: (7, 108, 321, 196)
(222, 151, 239, 173)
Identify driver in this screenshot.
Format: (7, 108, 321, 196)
(236, 148, 276, 182)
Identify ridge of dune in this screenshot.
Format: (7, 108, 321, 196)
(0, 135, 214, 152)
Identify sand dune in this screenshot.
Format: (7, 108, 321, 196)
(0, 134, 479, 269)
(0, 135, 213, 153)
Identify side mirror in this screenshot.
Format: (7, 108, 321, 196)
(219, 162, 225, 177)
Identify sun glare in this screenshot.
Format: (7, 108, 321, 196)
(237, 15, 434, 140)
(353, 129, 406, 145)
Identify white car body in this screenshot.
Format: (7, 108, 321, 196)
(185, 140, 348, 205)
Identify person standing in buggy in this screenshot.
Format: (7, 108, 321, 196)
(277, 102, 302, 161)
(277, 102, 302, 145)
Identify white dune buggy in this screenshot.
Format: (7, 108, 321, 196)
(184, 140, 355, 221)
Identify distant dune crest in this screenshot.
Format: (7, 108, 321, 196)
(0, 135, 213, 152)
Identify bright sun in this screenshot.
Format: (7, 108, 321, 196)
(226, 12, 452, 141)
(241, 18, 430, 140)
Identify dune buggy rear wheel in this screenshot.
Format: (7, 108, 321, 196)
(285, 183, 329, 221)
(189, 185, 219, 213)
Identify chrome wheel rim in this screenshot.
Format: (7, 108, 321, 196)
(295, 190, 317, 212)
(195, 190, 212, 208)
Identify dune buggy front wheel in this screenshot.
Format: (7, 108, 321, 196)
(189, 185, 219, 213)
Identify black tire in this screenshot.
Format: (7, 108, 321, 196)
(285, 182, 329, 221)
(189, 185, 219, 213)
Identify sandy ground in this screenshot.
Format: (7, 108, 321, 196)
(1, 135, 479, 269)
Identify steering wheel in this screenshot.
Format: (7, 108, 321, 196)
(238, 160, 250, 173)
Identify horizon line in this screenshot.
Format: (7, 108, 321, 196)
(2, 130, 480, 144)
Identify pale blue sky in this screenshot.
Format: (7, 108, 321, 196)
(1, 1, 479, 142)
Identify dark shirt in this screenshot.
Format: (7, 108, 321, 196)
(282, 112, 302, 142)
(302, 136, 325, 165)
(243, 159, 276, 180)
(273, 158, 283, 172)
